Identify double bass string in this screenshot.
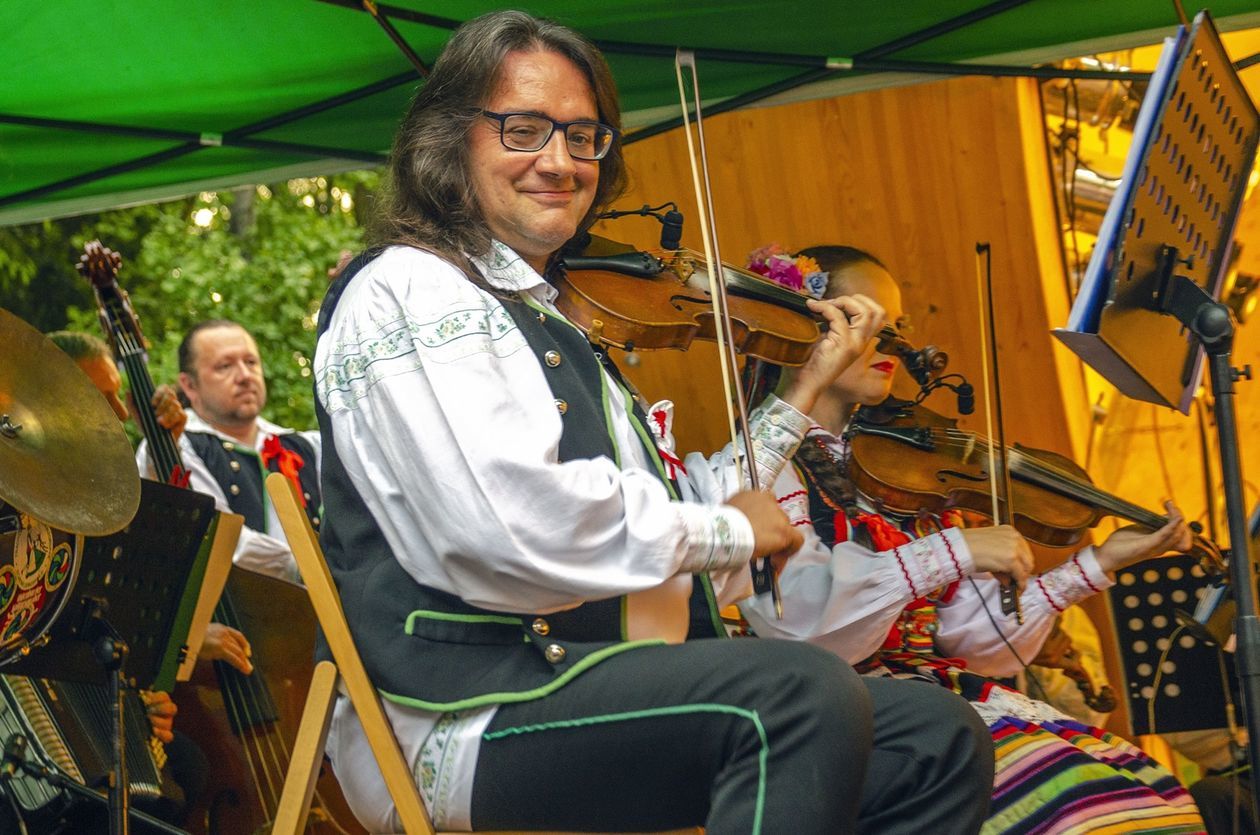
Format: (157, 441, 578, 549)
(213, 591, 289, 821)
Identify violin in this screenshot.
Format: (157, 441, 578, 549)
(844, 397, 1226, 570)
(556, 235, 937, 373)
(556, 236, 837, 366)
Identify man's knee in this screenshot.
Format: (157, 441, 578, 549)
(731, 640, 872, 747)
(864, 678, 991, 788)
(738, 639, 864, 704)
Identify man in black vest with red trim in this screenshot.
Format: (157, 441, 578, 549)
(137, 319, 321, 594)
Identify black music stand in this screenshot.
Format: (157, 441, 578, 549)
(1109, 554, 1236, 735)
(1054, 9, 1260, 811)
(1, 479, 219, 835)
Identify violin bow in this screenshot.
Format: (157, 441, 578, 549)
(674, 49, 783, 618)
(974, 242, 1024, 624)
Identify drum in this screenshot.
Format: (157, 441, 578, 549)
(0, 504, 80, 666)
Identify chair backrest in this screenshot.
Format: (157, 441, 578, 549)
(266, 472, 436, 834)
(266, 472, 703, 835)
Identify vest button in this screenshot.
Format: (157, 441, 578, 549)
(303, 492, 312, 501)
(537, 312, 547, 324)
(531, 617, 550, 636)
(229, 484, 241, 496)
(222, 441, 235, 451)
(229, 460, 241, 472)
(554, 399, 567, 415)
(544, 350, 562, 368)
(543, 643, 566, 664)
(312, 517, 321, 527)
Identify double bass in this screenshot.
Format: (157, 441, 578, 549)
(79, 242, 363, 834)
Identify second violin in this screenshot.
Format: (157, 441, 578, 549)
(845, 397, 1224, 570)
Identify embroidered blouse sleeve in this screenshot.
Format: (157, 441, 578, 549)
(314, 248, 750, 613)
(934, 546, 1113, 677)
(734, 466, 975, 664)
(677, 395, 814, 502)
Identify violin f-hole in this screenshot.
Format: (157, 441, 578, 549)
(935, 468, 989, 484)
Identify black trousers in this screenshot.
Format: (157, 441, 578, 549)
(470, 639, 992, 834)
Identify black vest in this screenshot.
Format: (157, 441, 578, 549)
(314, 250, 724, 711)
(185, 430, 322, 533)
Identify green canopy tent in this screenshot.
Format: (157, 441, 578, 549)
(3, 0, 1259, 225)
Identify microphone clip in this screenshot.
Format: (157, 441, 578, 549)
(595, 202, 685, 251)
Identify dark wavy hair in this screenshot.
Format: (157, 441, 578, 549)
(371, 10, 628, 272)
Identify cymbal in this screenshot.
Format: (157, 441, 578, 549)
(0, 309, 140, 535)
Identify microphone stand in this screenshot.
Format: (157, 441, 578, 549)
(0, 734, 185, 835)
(79, 599, 132, 835)
(1155, 249, 1260, 815)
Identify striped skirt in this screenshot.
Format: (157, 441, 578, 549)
(874, 657, 1204, 834)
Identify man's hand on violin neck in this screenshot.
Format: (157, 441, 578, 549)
(725, 490, 803, 564)
(960, 525, 1033, 590)
(781, 294, 886, 413)
(1095, 501, 1193, 573)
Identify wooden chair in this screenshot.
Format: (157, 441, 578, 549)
(265, 472, 701, 835)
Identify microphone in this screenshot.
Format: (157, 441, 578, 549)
(659, 209, 684, 251)
(955, 382, 975, 415)
(0, 734, 27, 780)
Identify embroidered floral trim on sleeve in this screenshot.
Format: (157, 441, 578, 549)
(1032, 546, 1113, 611)
(677, 503, 754, 574)
(743, 396, 812, 489)
(887, 528, 973, 599)
(318, 301, 525, 414)
(777, 490, 811, 527)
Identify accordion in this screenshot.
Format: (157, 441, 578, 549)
(0, 675, 181, 831)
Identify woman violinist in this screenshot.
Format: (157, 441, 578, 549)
(684, 244, 1206, 833)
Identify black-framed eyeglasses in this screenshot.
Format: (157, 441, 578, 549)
(481, 110, 618, 161)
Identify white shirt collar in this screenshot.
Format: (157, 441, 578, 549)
(467, 240, 558, 304)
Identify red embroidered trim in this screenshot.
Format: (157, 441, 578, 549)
(778, 490, 807, 504)
(941, 532, 964, 578)
(1036, 576, 1063, 612)
(893, 546, 920, 597)
(1072, 553, 1102, 593)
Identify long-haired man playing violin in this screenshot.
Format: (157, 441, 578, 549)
(312, 11, 993, 833)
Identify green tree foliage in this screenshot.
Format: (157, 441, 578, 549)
(1, 170, 379, 433)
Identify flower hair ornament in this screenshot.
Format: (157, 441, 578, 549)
(746, 243, 829, 300)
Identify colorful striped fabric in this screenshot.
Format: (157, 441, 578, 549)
(873, 652, 1204, 834)
(987, 715, 1204, 834)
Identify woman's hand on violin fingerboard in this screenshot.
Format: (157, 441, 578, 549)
(725, 490, 803, 569)
(1095, 501, 1193, 574)
(959, 525, 1033, 591)
(780, 294, 886, 414)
